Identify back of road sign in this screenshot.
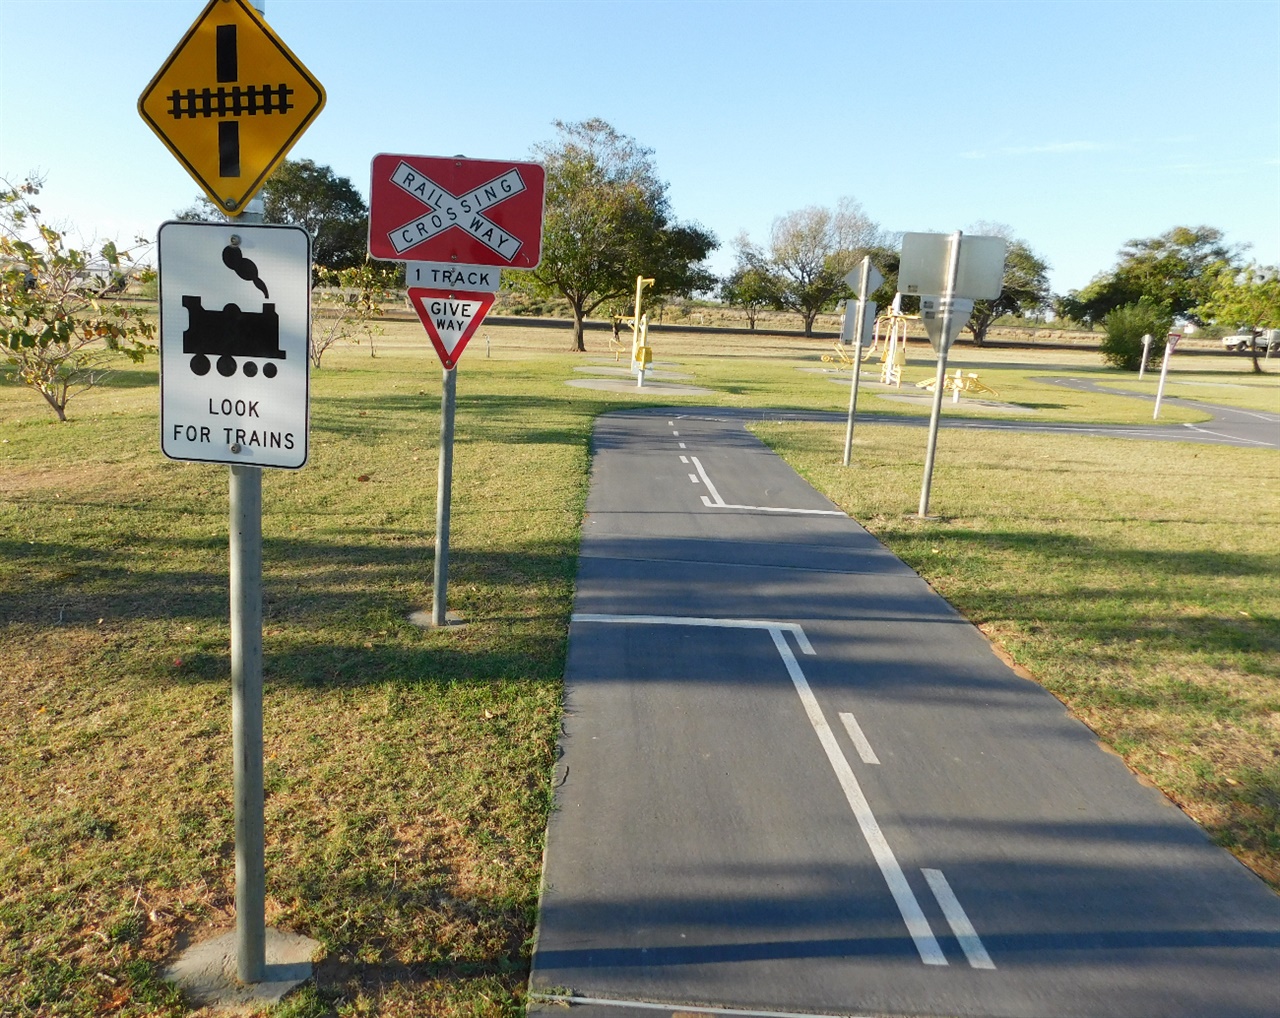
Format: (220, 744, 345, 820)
(158, 221, 311, 468)
(898, 233, 1006, 300)
(918, 295, 974, 353)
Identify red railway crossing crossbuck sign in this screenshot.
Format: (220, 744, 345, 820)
(138, 0, 325, 216)
(408, 288, 496, 370)
(368, 154, 546, 269)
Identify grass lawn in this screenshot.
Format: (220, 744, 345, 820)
(1, 319, 1276, 1015)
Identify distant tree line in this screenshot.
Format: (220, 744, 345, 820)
(9, 123, 1280, 421)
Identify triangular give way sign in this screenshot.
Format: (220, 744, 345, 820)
(408, 287, 495, 369)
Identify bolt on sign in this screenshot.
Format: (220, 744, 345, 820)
(138, 0, 325, 216)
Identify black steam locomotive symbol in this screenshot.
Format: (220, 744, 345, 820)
(182, 244, 286, 378)
(182, 296, 283, 378)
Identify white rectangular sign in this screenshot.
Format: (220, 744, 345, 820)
(406, 261, 502, 291)
(158, 221, 311, 469)
(899, 233, 1006, 300)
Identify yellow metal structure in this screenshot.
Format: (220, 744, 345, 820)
(915, 370, 999, 399)
(629, 277, 655, 373)
(871, 308, 919, 388)
(820, 342, 854, 368)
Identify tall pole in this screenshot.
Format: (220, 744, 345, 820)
(918, 231, 962, 518)
(229, 0, 267, 960)
(1153, 336, 1178, 419)
(229, 461, 265, 985)
(232, 5, 268, 982)
(843, 257, 873, 467)
(432, 366, 457, 626)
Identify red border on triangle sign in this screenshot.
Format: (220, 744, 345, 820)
(408, 287, 496, 368)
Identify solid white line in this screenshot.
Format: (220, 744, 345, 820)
(923, 868, 995, 969)
(839, 711, 880, 765)
(769, 628, 947, 966)
(690, 456, 727, 505)
(692, 456, 845, 516)
(571, 613, 815, 655)
(1182, 423, 1276, 447)
(700, 494, 846, 516)
(528, 994, 877, 1018)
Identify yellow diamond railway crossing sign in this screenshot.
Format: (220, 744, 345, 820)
(139, 0, 326, 216)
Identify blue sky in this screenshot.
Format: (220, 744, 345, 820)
(1, 0, 1277, 296)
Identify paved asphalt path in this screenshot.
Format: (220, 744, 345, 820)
(528, 409, 1280, 1018)
(836, 378, 1278, 449)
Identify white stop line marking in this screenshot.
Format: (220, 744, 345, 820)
(689, 456, 845, 516)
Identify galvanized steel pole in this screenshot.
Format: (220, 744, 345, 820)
(432, 366, 457, 626)
(229, 461, 265, 985)
(231, 6, 267, 978)
(842, 257, 872, 467)
(918, 232, 963, 518)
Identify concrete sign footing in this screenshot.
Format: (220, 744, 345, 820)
(162, 928, 320, 1013)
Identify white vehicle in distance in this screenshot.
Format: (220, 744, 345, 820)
(1222, 329, 1280, 352)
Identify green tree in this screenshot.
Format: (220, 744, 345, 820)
(1059, 226, 1242, 326)
(310, 261, 398, 367)
(520, 119, 717, 352)
(962, 229, 1051, 345)
(1099, 297, 1174, 371)
(1, 176, 155, 420)
(177, 158, 371, 271)
(1194, 263, 1280, 374)
(719, 234, 781, 330)
(758, 199, 886, 336)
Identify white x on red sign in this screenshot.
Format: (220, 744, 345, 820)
(367, 154, 546, 268)
(387, 160, 526, 259)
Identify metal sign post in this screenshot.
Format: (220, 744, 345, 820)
(899, 231, 1006, 518)
(918, 233, 964, 518)
(368, 154, 545, 629)
(1153, 333, 1181, 419)
(144, 1, 324, 999)
(229, 453, 266, 984)
(842, 256, 882, 466)
(432, 367, 457, 626)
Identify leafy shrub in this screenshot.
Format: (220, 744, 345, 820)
(1100, 298, 1174, 370)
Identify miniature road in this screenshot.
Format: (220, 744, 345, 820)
(529, 409, 1280, 1018)
(832, 378, 1279, 449)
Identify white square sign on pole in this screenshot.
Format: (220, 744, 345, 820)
(158, 221, 311, 469)
(899, 233, 1006, 300)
